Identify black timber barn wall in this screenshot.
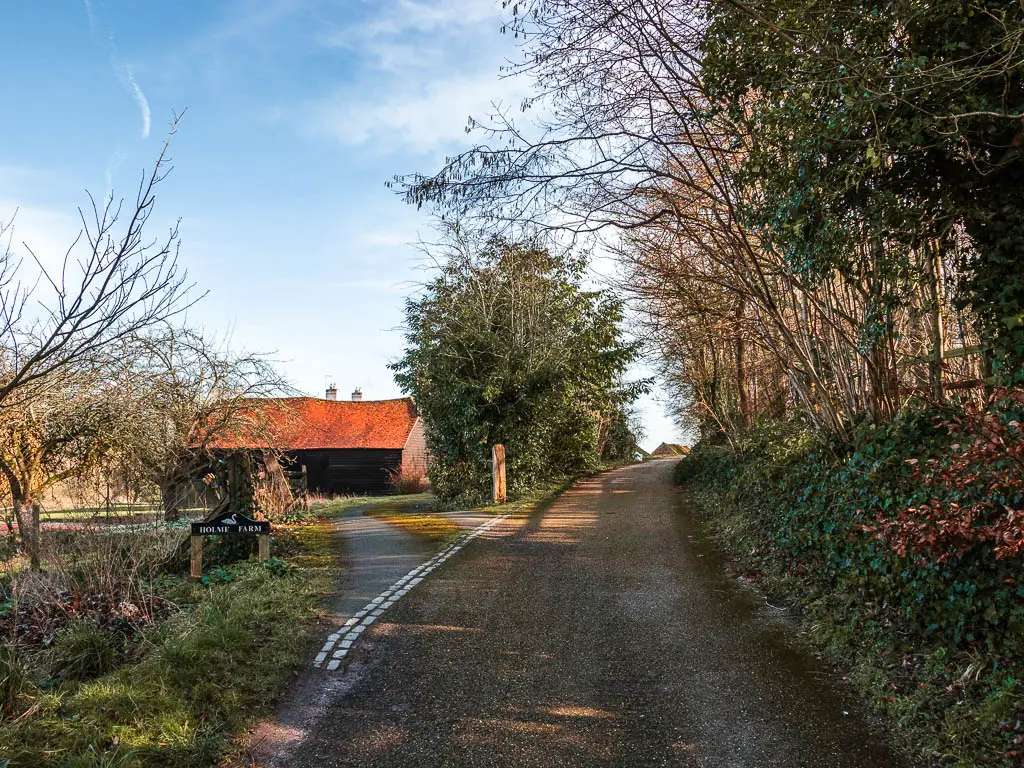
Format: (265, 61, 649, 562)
(289, 448, 401, 495)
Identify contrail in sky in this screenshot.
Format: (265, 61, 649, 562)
(125, 66, 152, 139)
(83, 0, 151, 139)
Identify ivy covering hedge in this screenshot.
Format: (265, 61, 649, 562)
(678, 408, 1024, 766)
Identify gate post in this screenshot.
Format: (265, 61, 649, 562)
(492, 444, 506, 505)
(190, 535, 203, 579)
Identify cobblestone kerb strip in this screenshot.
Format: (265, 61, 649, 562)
(313, 514, 509, 672)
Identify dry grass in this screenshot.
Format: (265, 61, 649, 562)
(307, 494, 374, 513)
(385, 467, 431, 494)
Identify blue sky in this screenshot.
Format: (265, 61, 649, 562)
(0, 0, 683, 449)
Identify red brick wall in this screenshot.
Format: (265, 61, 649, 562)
(401, 418, 429, 477)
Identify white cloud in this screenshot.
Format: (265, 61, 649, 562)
(0, 203, 79, 259)
(321, 0, 504, 52)
(82, 0, 98, 33)
(294, 0, 526, 155)
(309, 71, 529, 155)
(375, 0, 502, 34)
(104, 149, 127, 199)
(358, 229, 418, 249)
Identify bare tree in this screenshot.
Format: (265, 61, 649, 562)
(0, 117, 193, 412)
(0, 118, 194, 566)
(116, 327, 290, 520)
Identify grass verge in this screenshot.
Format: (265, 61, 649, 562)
(0, 522, 336, 768)
(361, 473, 589, 540)
(363, 500, 462, 542)
(309, 494, 428, 520)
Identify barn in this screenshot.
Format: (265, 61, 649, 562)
(220, 389, 428, 495)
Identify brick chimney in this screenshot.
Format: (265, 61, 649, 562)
(351, 387, 363, 402)
(325, 384, 337, 401)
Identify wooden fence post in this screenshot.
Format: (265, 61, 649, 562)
(258, 533, 270, 562)
(190, 535, 202, 579)
(492, 443, 506, 505)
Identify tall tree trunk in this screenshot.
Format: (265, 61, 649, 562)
(865, 342, 892, 422)
(926, 240, 946, 402)
(31, 501, 40, 569)
(735, 300, 750, 429)
(12, 498, 40, 571)
(160, 475, 182, 521)
(708, 344, 722, 439)
(866, 239, 887, 421)
(0, 459, 39, 570)
(982, 349, 995, 397)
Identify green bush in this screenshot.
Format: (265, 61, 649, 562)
(390, 237, 644, 503)
(261, 556, 290, 577)
(678, 409, 1024, 651)
(50, 621, 119, 682)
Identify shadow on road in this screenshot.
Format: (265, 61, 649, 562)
(254, 461, 904, 768)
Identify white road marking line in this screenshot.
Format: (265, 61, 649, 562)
(312, 514, 509, 669)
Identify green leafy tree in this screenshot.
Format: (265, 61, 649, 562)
(391, 234, 645, 502)
(701, 0, 1024, 377)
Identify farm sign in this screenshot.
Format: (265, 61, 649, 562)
(190, 510, 271, 578)
(191, 511, 270, 535)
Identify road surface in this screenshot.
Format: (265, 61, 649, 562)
(283, 460, 903, 767)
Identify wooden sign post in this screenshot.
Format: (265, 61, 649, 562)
(492, 443, 507, 505)
(190, 510, 272, 579)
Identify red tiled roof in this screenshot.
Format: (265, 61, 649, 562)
(213, 397, 419, 451)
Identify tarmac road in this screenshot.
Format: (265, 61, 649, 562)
(285, 460, 904, 767)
